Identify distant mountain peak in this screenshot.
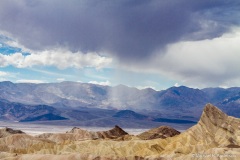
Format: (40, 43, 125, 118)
(113, 110, 148, 120)
(0, 81, 15, 86)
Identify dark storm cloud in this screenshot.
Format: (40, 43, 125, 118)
(0, 0, 239, 61)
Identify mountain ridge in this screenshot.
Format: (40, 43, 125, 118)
(0, 81, 240, 123)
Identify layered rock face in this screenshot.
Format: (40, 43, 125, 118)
(156, 103, 240, 159)
(137, 126, 180, 140)
(0, 104, 239, 160)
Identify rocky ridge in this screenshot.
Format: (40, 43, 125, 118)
(0, 127, 25, 138)
(137, 126, 180, 140)
(1, 81, 240, 119)
(36, 125, 129, 143)
(0, 104, 239, 159)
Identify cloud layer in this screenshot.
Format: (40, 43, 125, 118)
(0, 49, 112, 69)
(16, 79, 45, 83)
(88, 80, 111, 86)
(0, 0, 239, 62)
(124, 28, 240, 88)
(0, 71, 8, 77)
(1, 0, 240, 88)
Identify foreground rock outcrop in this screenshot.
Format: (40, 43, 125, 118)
(0, 104, 239, 160)
(155, 103, 240, 159)
(0, 127, 25, 138)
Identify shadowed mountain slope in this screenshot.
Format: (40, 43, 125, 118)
(113, 110, 149, 120)
(0, 99, 67, 121)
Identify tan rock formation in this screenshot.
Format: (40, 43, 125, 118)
(68, 125, 129, 139)
(36, 125, 129, 143)
(152, 103, 240, 159)
(137, 126, 180, 140)
(0, 127, 25, 138)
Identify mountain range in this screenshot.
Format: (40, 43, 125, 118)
(0, 81, 240, 128)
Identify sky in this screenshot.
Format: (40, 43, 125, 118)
(0, 0, 240, 90)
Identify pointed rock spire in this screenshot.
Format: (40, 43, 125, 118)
(199, 103, 228, 127)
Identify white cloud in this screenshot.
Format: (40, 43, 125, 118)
(4, 38, 31, 53)
(120, 27, 240, 88)
(16, 79, 45, 83)
(0, 48, 112, 69)
(156, 28, 240, 87)
(136, 85, 157, 90)
(88, 80, 111, 86)
(0, 71, 19, 82)
(174, 83, 180, 87)
(56, 78, 65, 81)
(29, 68, 72, 77)
(0, 71, 8, 76)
